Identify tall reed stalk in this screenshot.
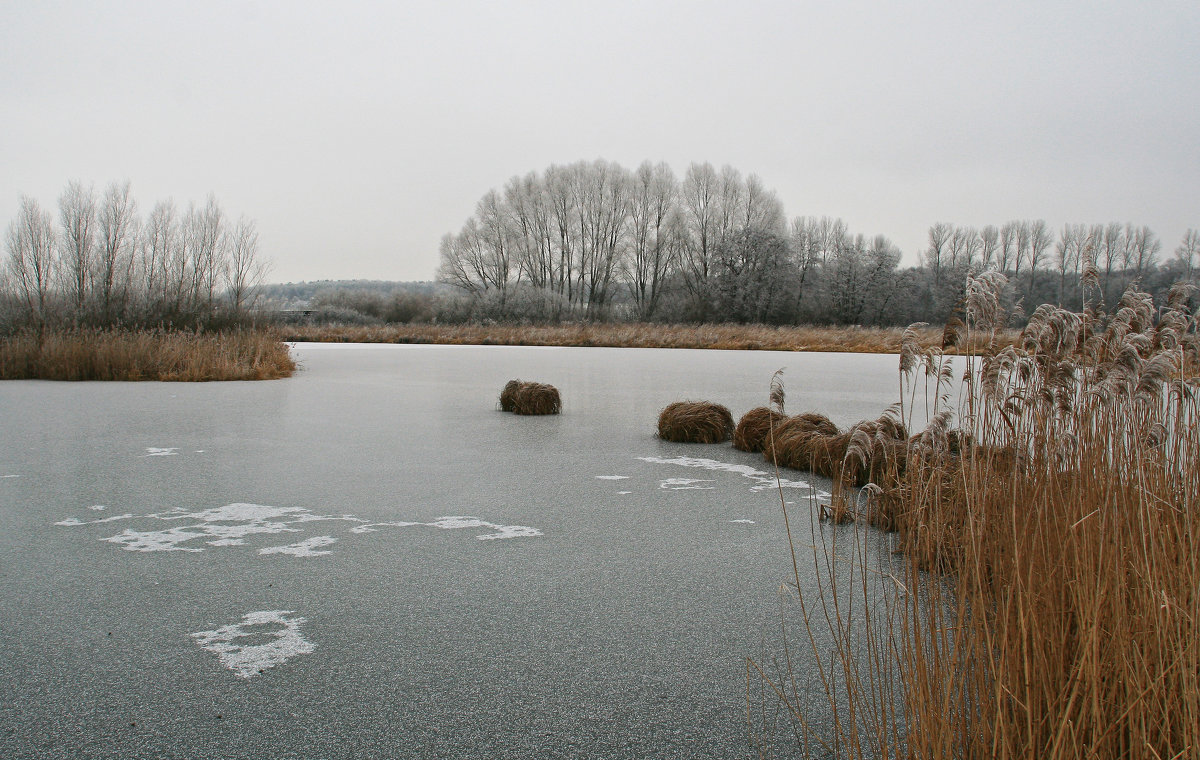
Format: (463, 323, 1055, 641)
(752, 274, 1199, 758)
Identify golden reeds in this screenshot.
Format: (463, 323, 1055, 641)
(0, 328, 295, 381)
(499, 380, 561, 415)
(751, 275, 1200, 759)
(657, 401, 735, 443)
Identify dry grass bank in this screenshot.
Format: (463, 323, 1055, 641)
(0, 329, 296, 381)
(279, 322, 1010, 355)
(752, 276, 1200, 758)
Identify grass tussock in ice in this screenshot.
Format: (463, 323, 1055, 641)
(656, 401, 734, 443)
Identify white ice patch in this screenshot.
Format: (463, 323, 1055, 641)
(638, 455, 829, 496)
(617, 491, 632, 495)
(191, 610, 314, 679)
(54, 513, 135, 526)
(259, 536, 337, 557)
(89, 505, 106, 511)
(142, 447, 179, 457)
(660, 478, 715, 490)
(56, 502, 541, 556)
(1, 474, 19, 479)
(595, 475, 629, 480)
(729, 519, 756, 524)
(98, 503, 314, 553)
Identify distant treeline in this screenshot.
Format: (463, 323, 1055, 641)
(433, 159, 1200, 325)
(1, 181, 268, 333)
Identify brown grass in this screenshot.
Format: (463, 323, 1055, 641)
(499, 380, 561, 415)
(279, 322, 1012, 355)
(499, 379, 522, 412)
(657, 401, 735, 443)
(0, 329, 295, 381)
(750, 276, 1200, 759)
(733, 407, 788, 452)
(513, 382, 561, 415)
(760, 413, 840, 469)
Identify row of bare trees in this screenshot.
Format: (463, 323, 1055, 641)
(440, 161, 1197, 325)
(922, 221, 1198, 316)
(438, 159, 793, 321)
(2, 181, 268, 331)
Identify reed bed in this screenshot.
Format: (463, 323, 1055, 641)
(498, 380, 561, 415)
(0, 329, 295, 381)
(280, 322, 1010, 355)
(657, 401, 735, 443)
(752, 274, 1200, 759)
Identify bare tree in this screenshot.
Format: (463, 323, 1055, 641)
(96, 180, 139, 323)
(4, 196, 57, 327)
(141, 200, 181, 313)
(1097, 222, 1123, 303)
(1128, 225, 1161, 275)
(979, 225, 999, 270)
(923, 222, 952, 284)
(224, 216, 267, 316)
(1176, 228, 1199, 281)
(57, 181, 97, 316)
(626, 161, 679, 319)
(680, 162, 720, 316)
(1026, 219, 1052, 296)
(998, 221, 1019, 273)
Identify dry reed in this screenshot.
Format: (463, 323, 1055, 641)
(0, 328, 295, 381)
(657, 401, 735, 443)
(750, 275, 1200, 759)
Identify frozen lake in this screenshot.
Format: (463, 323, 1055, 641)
(0, 343, 907, 759)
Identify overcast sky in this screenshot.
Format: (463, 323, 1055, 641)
(3, 0, 1197, 283)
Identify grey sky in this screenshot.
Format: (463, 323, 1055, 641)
(3, 0, 1197, 282)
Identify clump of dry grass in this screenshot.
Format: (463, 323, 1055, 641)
(760, 412, 840, 469)
(733, 406, 788, 452)
(499, 380, 561, 415)
(751, 275, 1200, 759)
(499, 379, 523, 412)
(0, 328, 295, 381)
(657, 401, 735, 443)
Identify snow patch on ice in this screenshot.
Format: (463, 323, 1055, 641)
(660, 478, 715, 490)
(89, 505, 106, 511)
(54, 513, 135, 526)
(638, 455, 829, 496)
(142, 447, 179, 457)
(259, 536, 337, 557)
(1, 474, 20, 479)
(191, 610, 314, 679)
(595, 475, 629, 480)
(617, 491, 632, 495)
(729, 519, 756, 524)
(56, 502, 542, 556)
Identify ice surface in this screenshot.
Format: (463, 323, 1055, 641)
(595, 475, 629, 480)
(142, 447, 179, 457)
